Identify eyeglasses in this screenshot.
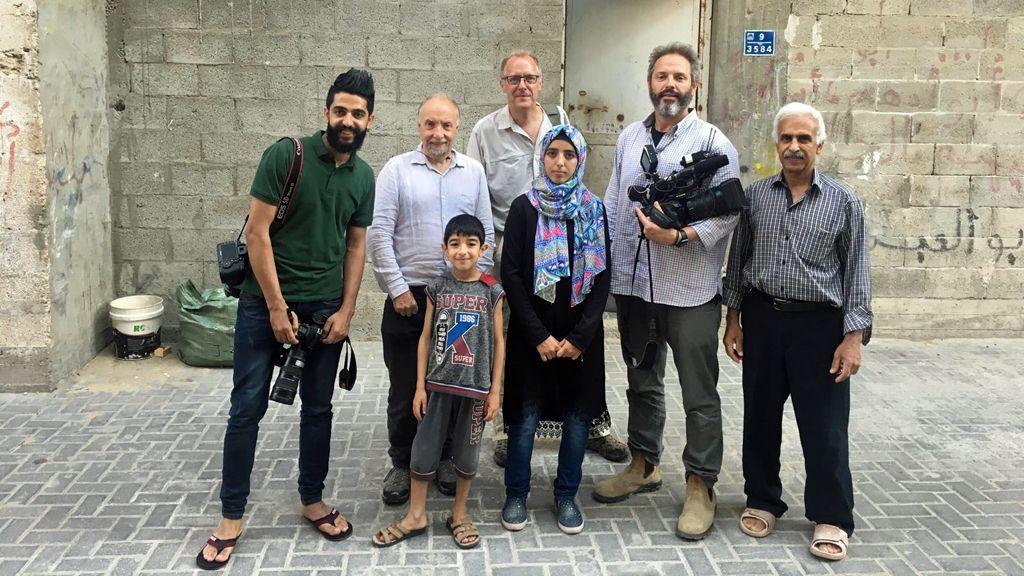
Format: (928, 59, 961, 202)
(502, 74, 541, 86)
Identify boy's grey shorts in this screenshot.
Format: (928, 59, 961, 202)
(410, 391, 487, 481)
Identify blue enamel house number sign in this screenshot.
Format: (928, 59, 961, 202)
(744, 30, 775, 56)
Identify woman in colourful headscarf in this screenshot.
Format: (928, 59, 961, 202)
(499, 124, 610, 536)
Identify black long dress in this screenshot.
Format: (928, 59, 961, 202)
(501, 193, 611, 426)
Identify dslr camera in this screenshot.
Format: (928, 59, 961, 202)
(269, 312, 328, 405)
(627, 145, 746, 229)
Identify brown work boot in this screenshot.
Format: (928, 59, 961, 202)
(591, 451, 662, 503)
(676, 474, 716, 540)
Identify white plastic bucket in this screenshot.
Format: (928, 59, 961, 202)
(109, 295, 165, 336)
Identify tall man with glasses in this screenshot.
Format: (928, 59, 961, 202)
(467, 50, 629, 467)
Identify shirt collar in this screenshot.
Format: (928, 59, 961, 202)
(643, 108, 697, 136)
(772, 169, 823, 194)
(312, 130, 357, 170)
(411, 143, 465, 168)
(496, 103, 546, 131)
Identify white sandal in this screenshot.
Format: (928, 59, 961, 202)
(738, 508, 776, 538)
(809, 523, 848, 561)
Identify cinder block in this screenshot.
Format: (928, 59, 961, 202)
(788, 47, 853, 79)
(201, 132, 278, 164)
(980, 50, 1024, 81)
(820, 109, 853, 143)
(831, 143, 935, 175)
(119, 94, 167, 129)
(131, 196, 204, 229)
(939, 80, 1000, 111)
(198, 195, 249, 230)
(973, 0, 1024, 17)
(399, 2, 468, 37)
(991, 207, 1024, 236)
(166, 97, 236, 133)
(909, 175, 969, 206)
(197, 65, 266, 98)
(235, 165, 259, 196)
(844, 0, 910, 15)
(999, 81, 1024, 113)
(397, 70, 465, 104)
(1008, 18, 1024, 46)
(145, 1, 200, 29)
(343, 0, 400, 36)
(849, 111, 912, 143)
(433, 38, 497, 72)
(115, 229, 169, 261)
(911, 113, 974, 143)
(944, 18, 1008, 49)
(811, 79, 877, 109)
(848, 174, 910, 208)
(232, 33, 301, 66)
(235, 99, 302, 135)
(134, 261, 205, 304)
(975, 114, 1024, 144)
(910, 0, 973, 16)
(816, 15, 878, 47)
(128, 129, 202, 162)
(851, 48, 916, 80)
(970, 176, 1024, 207)
(368, 101, 419, 137)
(164, 31, 233, 65)
(130, 64, 199, 96)
(995, 145, 1024, 176)
(916, 49, 980, 81)
(265, 66, 329, 101)
(463, 70, 508, 106)
(170, 228, 228, 261)
(199, 0, 263, 30)
(368, 36, 431, 70)
(368, 68, 398, 102)
(934, 144, 995, 175)
(122, 29, 165, 64)
(118, 162, 170, 196)
(264, 0, 331, 31)
(790, 0, 843, 14)
(878, 16, 947, 46)
(300, 34, 366, 68)
(877, 81, 938, 112)
(170, 165, 234, 197)
(785, 78, 815, 103)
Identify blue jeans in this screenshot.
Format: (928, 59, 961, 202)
(219, 294, 344, 520)
(504, 406, 589, 500)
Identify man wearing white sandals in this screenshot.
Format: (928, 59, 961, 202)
(722, 102, 873, 561)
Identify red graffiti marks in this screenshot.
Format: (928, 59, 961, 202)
(0, 101, 21, 188)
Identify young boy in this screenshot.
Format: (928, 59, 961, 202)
(372, 214, 505, 549)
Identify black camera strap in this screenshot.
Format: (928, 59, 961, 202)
(235, 136, 304, 243)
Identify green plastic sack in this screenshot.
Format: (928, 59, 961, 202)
(176, 280, 237, 367)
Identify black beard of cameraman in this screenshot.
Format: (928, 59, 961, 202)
(592, 42, 741, 543)
(197, 69, 376, 570)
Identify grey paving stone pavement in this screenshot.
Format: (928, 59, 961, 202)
(1, 338, 1022, 575)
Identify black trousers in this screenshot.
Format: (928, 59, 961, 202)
(740, 291, 855, 536)
(381, 287, 428, 469)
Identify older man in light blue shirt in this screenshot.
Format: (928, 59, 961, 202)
(369, 93, 494, 506)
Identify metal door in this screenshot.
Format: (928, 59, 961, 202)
(564, 0, 705, 194)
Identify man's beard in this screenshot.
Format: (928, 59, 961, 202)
(326, 122, 367, 153)
(424, 140, 451, 161)
(649, 88, 693, 117)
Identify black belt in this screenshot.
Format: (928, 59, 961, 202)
(752, 289, 838, 313)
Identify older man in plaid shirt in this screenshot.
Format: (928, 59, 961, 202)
(722, 102, 871, 562)
(592, 42, 740, 541)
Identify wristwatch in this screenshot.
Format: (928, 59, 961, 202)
(673, 229, 689, 247)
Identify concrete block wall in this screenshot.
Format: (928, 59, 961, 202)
(710, 0, 1024, 338)
(107, 0, 565, 339)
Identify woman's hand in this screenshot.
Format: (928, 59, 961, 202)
(536, 336, 561, 362)
(556, 339, 582, 360)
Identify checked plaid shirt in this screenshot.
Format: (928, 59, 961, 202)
(605, 111, 741, 307)
(722, 170, 873, 339)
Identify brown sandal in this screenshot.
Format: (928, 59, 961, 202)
(739, 508, 776, 538)
(195, 532, 241, 570)
(371, 521, 426, 548)
(446, 516, 480, 549)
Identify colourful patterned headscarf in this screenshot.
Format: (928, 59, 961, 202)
(526, 124, 607, 307)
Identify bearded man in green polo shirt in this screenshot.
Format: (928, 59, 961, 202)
(197, 69, 376, 570)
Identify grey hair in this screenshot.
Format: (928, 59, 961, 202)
(772, 102, 827, 142)
(418, 93, 461, 118)
(647, 42, 700, 81)
(499, 50, 542, 77)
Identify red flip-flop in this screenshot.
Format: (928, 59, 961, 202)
(195, 532, 241, 570)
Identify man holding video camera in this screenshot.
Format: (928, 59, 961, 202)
(197, 69, 376, 570)
(592, 43, 740, 542)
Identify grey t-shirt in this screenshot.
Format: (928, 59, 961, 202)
(424, 272, 505, 400)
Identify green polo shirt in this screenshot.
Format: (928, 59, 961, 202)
(240, 130, 375, 302)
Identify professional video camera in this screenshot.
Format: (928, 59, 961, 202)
(627, 145, 746, 229)
(269, 312, 328, 405)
